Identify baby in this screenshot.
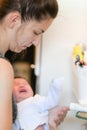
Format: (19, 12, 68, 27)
(13, 77, 63, 130)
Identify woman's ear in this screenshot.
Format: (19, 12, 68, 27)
(6, 12, 21, 28)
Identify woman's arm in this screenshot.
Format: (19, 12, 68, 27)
(0, 58, 14, 130)
(48, 106, 70, 130)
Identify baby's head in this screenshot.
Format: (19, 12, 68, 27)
(13, 77, 34, 103)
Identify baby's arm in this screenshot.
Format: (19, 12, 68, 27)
(38, 77, 64, 112)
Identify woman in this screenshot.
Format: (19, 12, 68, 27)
(0, 0, 69, 130)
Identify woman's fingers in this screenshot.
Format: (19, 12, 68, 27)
(48, 106, 70, 130)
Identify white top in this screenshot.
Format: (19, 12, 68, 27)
(13, 78, 63, 130)
(13, 119, 21, 130)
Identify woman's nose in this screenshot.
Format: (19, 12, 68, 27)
(33, 35, 42, 46)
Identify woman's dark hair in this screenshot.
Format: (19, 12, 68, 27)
(0, 0, 58, 21)
(0, 0, 20, 20)
(12, 95, 17, 123)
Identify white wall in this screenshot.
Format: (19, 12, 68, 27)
(35, 0, 87, 130)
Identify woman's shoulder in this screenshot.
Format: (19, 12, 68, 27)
(0, 53, 9, 63)
(0, 54, 13, 77)
(0, 58, 12, 68)
(0, 54, 12, 67)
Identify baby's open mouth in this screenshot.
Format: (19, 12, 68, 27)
(19, 89, 27, 93)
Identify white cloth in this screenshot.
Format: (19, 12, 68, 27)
(13, 119, 21, 130)
(13, 78, 63, 130)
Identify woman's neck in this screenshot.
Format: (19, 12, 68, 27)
(0, 26, 9, 56)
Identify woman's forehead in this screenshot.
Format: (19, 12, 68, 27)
(25, 18, 53, 31)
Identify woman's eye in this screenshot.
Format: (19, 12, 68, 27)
(34, 31, 41, 36)
(34, 32, 38, 35)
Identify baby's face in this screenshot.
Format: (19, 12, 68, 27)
(13, 78, 34, 103)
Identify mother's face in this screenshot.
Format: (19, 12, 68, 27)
(7, 12, 53, 53)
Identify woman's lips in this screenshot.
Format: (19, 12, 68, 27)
(21, 46, 27, 50)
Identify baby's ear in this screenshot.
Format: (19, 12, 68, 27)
(6, 12, 21, 28)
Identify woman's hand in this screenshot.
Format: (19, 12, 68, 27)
(48, 106, 70, 130)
